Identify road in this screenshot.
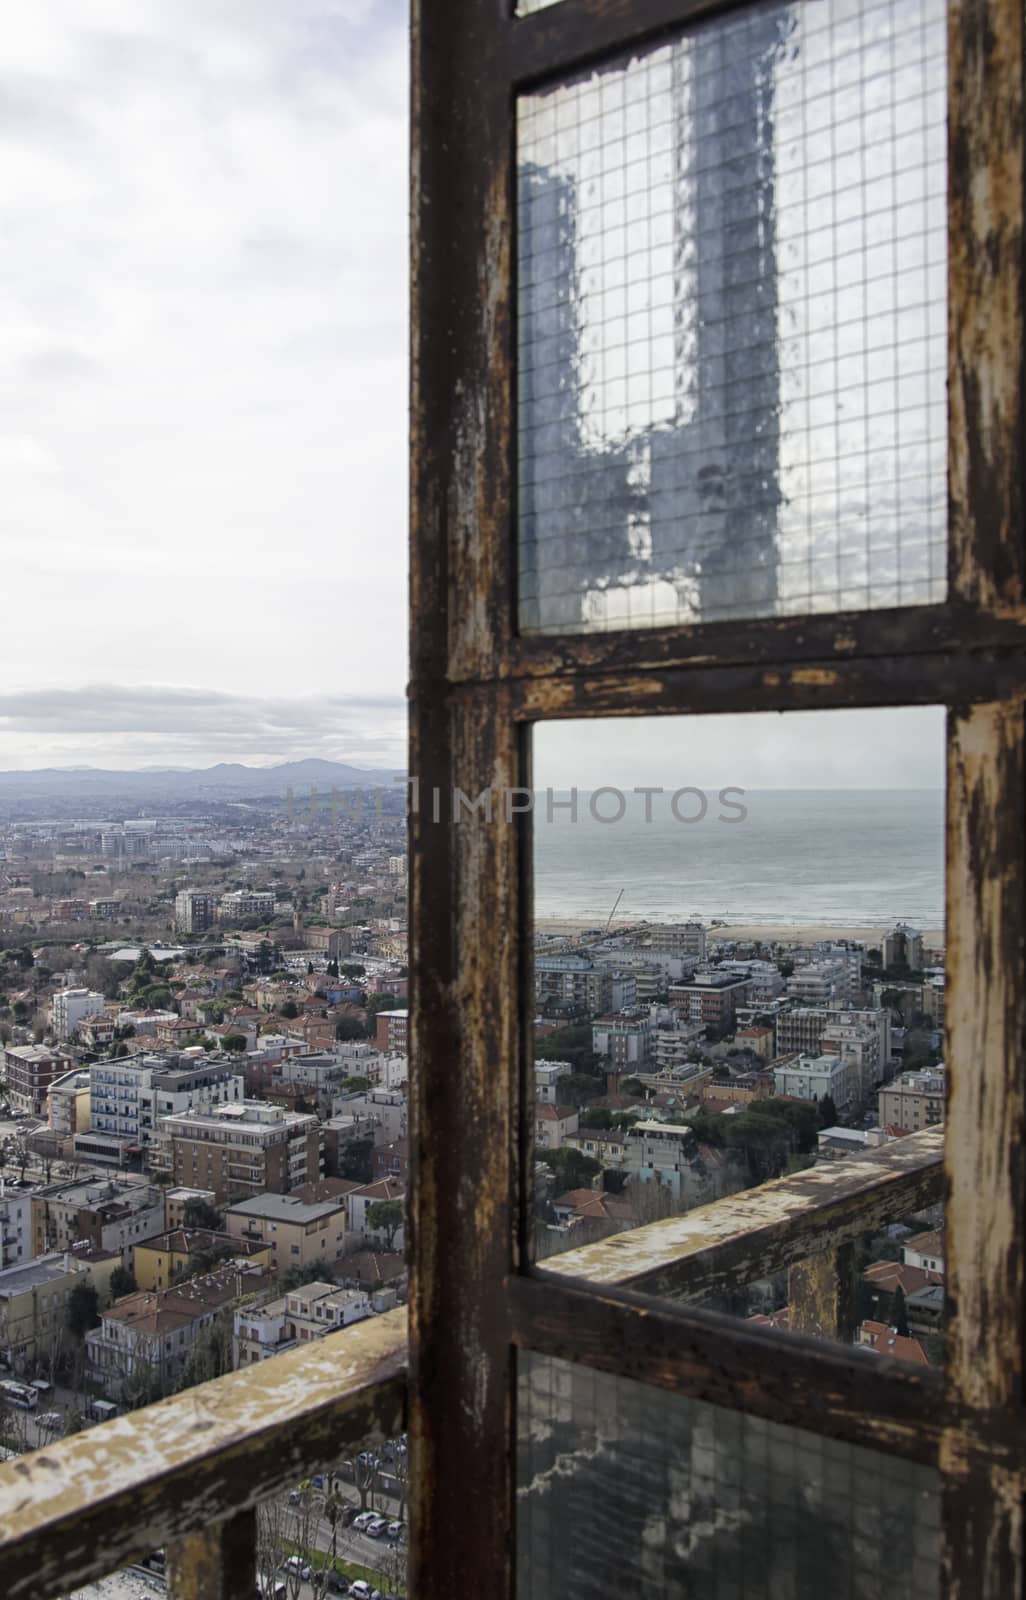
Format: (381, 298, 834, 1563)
(281, 1499, 405, 1591)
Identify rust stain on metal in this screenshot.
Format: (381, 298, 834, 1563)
(949, 0, 1024, 611)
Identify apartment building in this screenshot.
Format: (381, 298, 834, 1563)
(85, 1263, 265, 1398)
(4, 1045, 73, 1118)
(534, 954, 614, 1017)
(668, 971, 752, 1030)
(535, 1059, 572, 1103)
(0, 1181, 35, 1268)
(31, 1177, 165, 1264)
(49, 988, 105, 1041)
(174, 889, 216, 934)
(714, 960, 785, 1002)
(591, 1012, 653, 1067)
(217, 890, 277, 923)
(772, 1052, 851, 1110)
(644, 923, 707, 959)
(233, 1280, 372, 1367)
(223, 1189, 348, 1274)
(786, 960, 854, 1006)
(776, 1004, 891, 1073)
(0, 1250, 119, 1372)
(818, 1018, 884, 1104)
(878, 1065, 946, 1132)
(47, 1067, 91, 1142)
(134, 1228, 271, 1292)
(652, 1020, 707, 1070)
(883, 924, 924, 971)
(374, 1010, 409, 1053)
(160, 1101, 322, 1203)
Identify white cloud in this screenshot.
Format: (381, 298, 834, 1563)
(0, 0, 408, 749)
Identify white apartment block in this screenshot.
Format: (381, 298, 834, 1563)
(773, 1052, 851, 1109)
(50, 988, 106, 1041)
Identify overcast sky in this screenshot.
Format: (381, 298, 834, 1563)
(1, 0, 408, 769)
(0, 2, 943, 788)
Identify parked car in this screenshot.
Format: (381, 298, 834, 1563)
(365, 1516, 389, 1538)
(385, 1522, 404, 1541)
(352, 1511, 376, 1532)
(347, 1584, 381, 1600)
(281, 1556, 312, 1581)
(325, 1575, 349, 1595)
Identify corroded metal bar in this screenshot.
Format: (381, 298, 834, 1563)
(408, 0, 520, 1596)
(510, 1274, 946, 1465)
(167, 1509, 257, 1600)
(0, 1307, 406, 1600)
(945, 702, 1026, 1596)
(506, 650, 1026, 723)
(788, 1243, 857, 1345)
(503, 602, 1026, 686)
(537, 1126, 943, 1298)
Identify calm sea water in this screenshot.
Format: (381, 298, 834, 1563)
(533, 789, 944, 928)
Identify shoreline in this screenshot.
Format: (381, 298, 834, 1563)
(536, 916, 945, 948)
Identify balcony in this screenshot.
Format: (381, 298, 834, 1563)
(0, 1131, 944, 1598)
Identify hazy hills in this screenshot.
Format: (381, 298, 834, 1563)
(0, 759, 403, 802)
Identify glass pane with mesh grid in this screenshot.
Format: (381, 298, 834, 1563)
(516, 0, 947, 633)
(518, 1352, 941, 1598)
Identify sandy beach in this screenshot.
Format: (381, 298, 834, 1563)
(536, 917, 944, 949)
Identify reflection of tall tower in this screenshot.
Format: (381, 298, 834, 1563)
(648, 12, 788, 621)
(517, 163, 641, 630)
(519, 16, 789, 630)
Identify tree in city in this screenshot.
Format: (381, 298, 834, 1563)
(278, 1260, 335, 1293)
(343, 1075, 370, 1093)
(65, 1281, 100, 1340)
(366, 1200, 404, 1251)
(182, 1198, 223, 1231)
(338, 1138, 374, 1184)
(817, 1094, 839, 1129)
(177, 1305, 236, 1389)
(281, 1000, 299, 1020)
(891, 1284, 910, 1338)
(335, 1016, 365, 1042)
(543, 1147, 601, 1193)
(109, 1265, 137, 1301)
(122, 1360, 165, 1411)
(321, 1485, 349, 1568)
(221, 1032, 248, 1053)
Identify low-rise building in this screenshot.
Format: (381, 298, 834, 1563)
(134, 1228, 271, 1291)
(878, 1065, 946, 1132)
(85, 1263, 265, 1397)
(0, 1251, 117, 1373)
(31, 1177, 165, 1265)
(535, 1060, 572, 1103)
(374, 1010, 409, 1053)
(534, 1104, 580, 1151)
(772, 1052, 851, 1110)
(233, 1280, 372, 1366)
(222, 1190, 349, 1275)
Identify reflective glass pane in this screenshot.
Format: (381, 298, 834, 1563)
(518, 1352, 941, 1598)
(517, 0, 947, 632)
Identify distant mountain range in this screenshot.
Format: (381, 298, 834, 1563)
(0, 759, 404, 801)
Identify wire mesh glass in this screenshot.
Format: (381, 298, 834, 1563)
(517, 1352, 941, 1598)
(516, 0, 947, 633)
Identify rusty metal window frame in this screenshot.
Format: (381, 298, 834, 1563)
(409, 0, 1024, 1597)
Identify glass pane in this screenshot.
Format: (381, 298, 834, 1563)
(517, 0, 947, 632)
(530, 708, 947, 1371)
(518, 1352, 941, 1599)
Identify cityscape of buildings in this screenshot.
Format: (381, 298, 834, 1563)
(0, 780, 946, 1590)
